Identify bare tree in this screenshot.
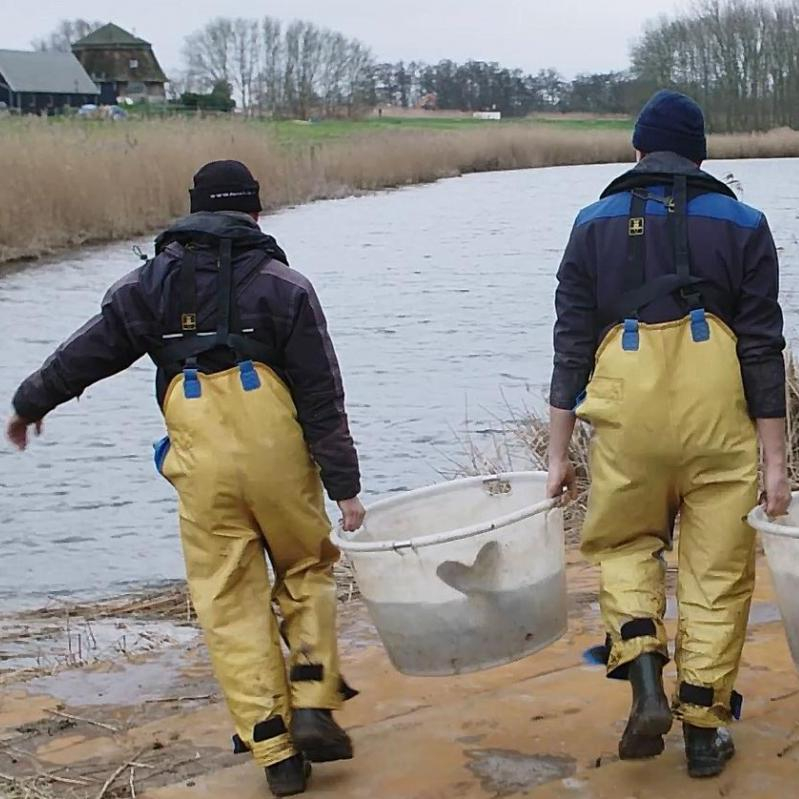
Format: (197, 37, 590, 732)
(259, 17, 285, 115)
(183, 15, 376, 117)
(183, 17, 235, 94)
(31, 19, 102, 52)
(230, 18, 261, 112)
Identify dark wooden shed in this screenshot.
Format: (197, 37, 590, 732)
(0, 50, 99, 114)
(72, 23, 167, 105)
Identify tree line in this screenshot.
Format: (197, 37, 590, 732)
(30, 16, 645, 118)
(632, 0, 799, 131)
(178, 20, 645, 119)
(32, 3, 799, 130)
(371, 62, 646, 117)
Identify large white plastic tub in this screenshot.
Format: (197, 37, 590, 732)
(331, 472, 566, 676)
(749, 494, 799, 669)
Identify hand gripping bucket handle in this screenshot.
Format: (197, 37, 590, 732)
(748, 500, 799, 540)
(331, 480, 560, 554)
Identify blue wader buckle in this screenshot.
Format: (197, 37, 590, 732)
(239, 360, 261, 392)
(183, 368, 202, 399)
(690, 308, 710, 343)
(622, 318, 640, 352)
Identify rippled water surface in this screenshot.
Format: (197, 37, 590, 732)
(2, 161, 799, 605)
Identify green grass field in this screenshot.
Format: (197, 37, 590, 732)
(261, 114, 634, 144)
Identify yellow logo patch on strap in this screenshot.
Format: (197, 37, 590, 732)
(628, 217, 645, 236)
(181, 313, 197, 331)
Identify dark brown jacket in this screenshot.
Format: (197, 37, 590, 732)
(13, 212, 361, 501)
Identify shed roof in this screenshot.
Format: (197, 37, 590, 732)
(0, 50, 99, 94)
(73, 23, 150, 49)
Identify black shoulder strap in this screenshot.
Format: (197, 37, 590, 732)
(151, 238, 274, 369)
(179, 248, 198, 336)
(598, 181, 704, 326)
(621, 192, 648, 315)
(672, 175, 702, 310)
(216, 238, 234, 340)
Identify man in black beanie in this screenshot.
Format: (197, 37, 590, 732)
(547, 91, 789, 777)
(189, 159, 264, 214)
(7, 160, 365, 797)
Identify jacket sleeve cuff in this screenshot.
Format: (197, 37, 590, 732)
(741, 358, 786, 419)
(326, 479, 362, 503)
(12, 386, 47, 423)
(549, 366, 590, 411)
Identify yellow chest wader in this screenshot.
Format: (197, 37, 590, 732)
(151, 240, 353, 768)
(577, 176, 758, 728)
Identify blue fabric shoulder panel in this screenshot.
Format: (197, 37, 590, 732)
(574, 189, 763, 230)
(575, 193, 632, 227)
(687, 194, 763, 229)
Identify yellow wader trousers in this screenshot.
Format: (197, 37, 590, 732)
(156, 362, 344, 767)
(577, 313, 758, 728)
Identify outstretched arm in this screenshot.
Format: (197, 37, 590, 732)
(7, 269, 153, 450)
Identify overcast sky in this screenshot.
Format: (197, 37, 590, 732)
(4, 0, 688, 77)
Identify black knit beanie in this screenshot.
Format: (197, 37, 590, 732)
(189, 160, 262, 214)
(633, 90, 707, 163)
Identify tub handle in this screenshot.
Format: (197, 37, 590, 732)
(333, 495, 560, 554)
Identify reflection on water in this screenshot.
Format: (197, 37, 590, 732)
(1, 161, 798, 605)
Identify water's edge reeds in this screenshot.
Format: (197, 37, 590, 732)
(3, 118, 799, 264)
(452, 354, 799, 544)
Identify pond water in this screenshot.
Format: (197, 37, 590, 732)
(2, 160, 799, 605)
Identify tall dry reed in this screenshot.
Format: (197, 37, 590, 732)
(0, 118, 632, 262)
(2, 117, 799, 263)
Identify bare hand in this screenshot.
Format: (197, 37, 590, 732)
(338, 497, 366, 532)
(547, 459, 578, 502)
(761, 462, 791, 518)
(6, 414, 43, 451)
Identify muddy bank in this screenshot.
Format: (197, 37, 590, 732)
(0, 564, 358, 686)
(0, 550, 797, 799)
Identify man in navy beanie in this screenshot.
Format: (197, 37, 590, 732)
(633, 90, 708, 163)
(547, 91, 789, 778)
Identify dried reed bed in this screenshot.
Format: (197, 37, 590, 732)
(0, 118, 626, 263)
(709, 126, 799, 160)
(3, 117, 798, 263)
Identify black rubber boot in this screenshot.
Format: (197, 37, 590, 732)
(618, 653, 673, 760)
(265, 754, 311, 797)
(684, 724, 736, 778)
(291, 709, 354, 763)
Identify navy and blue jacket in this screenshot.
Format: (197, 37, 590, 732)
(550, 152, 786, 418)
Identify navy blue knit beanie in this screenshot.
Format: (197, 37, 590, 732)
(633, 90, 707, 163)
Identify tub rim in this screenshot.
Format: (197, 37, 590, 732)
(748, 495, 799, 540)
(331, 472, 560, 554)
